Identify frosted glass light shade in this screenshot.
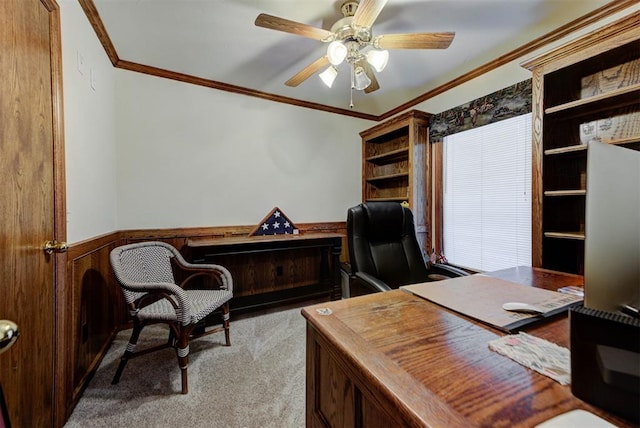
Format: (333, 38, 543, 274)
(319, 66, 338, 88)
(327, 41, 347, 66)
(366, 49, 389, 72)
(353, 66, 371, 90)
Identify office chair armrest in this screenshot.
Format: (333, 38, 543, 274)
(353, 271, 393, 293)
(429, 263, 470, 278)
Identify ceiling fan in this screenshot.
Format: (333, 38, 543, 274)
(254, 0, 455, 101)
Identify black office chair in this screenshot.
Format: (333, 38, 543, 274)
(346, 202, 468, 296)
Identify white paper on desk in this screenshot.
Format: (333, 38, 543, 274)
(535, 409, 617, 427)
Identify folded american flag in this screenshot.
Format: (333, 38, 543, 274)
(249, 207, 297, 236)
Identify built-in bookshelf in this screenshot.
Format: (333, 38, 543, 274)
(522, 12, 640, 274)
(359, 110, 431, 254)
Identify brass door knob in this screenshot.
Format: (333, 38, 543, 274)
(0, 320, 19, 354)
(43, 240, 68, 254)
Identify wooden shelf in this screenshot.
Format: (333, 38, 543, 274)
(366, 172, 409, 183)
(544, 190, 586, 196)
(607, 136, 640, 146)
(545, 83, 640, 117)
(366, 148, 409, 163)
(544, 137, 640, 156)
(366, 197, 408, 202)
(545, 145, 588, 155)
(544, 231, 586, 241)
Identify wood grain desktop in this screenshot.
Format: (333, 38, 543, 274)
(302, 266, 633, 427)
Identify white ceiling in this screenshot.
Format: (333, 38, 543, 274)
(92, 0, 617, 117)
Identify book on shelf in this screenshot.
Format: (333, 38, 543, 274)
(401, 274, 583, 332)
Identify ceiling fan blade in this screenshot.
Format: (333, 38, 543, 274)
(376, 32, 455, 49)
(255, 13, 333, 41)
(358, 61, 380, 94)
(352, 0, 388, 28)
(285, 56, 330, 87)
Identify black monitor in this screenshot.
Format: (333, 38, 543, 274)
(584, 140, 640, 316)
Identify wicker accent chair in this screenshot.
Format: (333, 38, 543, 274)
(109, 241, 233, 394)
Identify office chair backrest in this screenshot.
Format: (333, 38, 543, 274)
(347, 202, 429, 289)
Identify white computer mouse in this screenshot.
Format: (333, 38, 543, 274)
(502, 302, 544, 314)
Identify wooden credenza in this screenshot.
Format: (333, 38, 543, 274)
(187, 233, 343, 309)
(302, 267, 634, 427)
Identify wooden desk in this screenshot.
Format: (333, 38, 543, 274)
(302, 267, 633, 427)
(187, 233, 343, 307)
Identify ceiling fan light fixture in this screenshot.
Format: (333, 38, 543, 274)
(366, 49, 389, 72)
(353, 66, 371, 90)
(327, 41, 347, 66)
(319, 66, 339, 88)
(255, 0, 456, 101)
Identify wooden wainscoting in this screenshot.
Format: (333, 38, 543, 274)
(63, 231, 122, 419)
(63, 222, 346, 421)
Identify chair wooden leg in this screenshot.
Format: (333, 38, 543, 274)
(112, 320, 144, 385)
(176, 329, 190, 394)
(223, 303, 231, 346)
(180, 365, 188, 394)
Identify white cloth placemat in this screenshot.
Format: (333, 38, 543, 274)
(488, 332, 571, 385)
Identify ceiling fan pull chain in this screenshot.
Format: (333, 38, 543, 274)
(350, 67, 355, 109)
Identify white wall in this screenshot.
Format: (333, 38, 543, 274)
(60, 0, 118, 244)
(114, 71, 369, 229)
(59, 0, 368, 241)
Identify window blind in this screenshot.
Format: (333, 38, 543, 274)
(443, 113, 532, 271)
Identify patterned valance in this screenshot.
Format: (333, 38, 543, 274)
(430, 79, 532, 141)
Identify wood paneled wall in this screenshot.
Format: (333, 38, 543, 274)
(63, 231, 120, 418)
(62, 222, 346, 419)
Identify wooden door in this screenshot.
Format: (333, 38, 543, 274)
(0, 0, 64, 426)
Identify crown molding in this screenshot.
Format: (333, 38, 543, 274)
(78, 0, 637, 121)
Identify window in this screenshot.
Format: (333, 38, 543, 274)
(442, 113, 532, 271)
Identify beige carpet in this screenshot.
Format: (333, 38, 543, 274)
(65, 306, 307, 428)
